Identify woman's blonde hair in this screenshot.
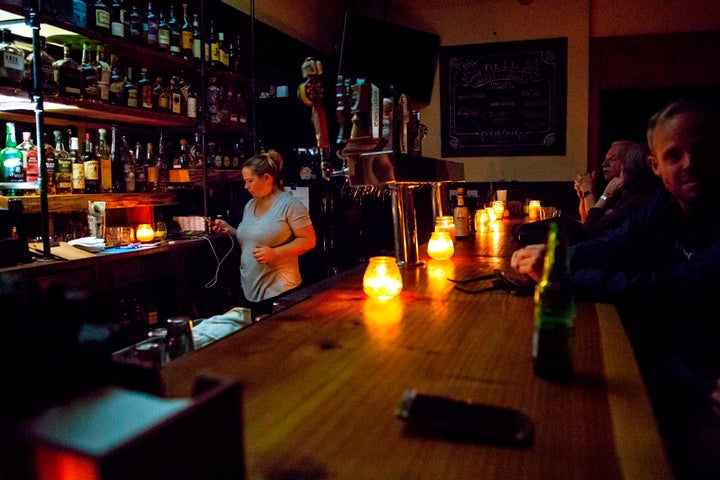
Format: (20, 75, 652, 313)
(243, 149, 284, 188)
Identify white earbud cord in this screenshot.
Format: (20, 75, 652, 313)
(203, 231, 235, 288)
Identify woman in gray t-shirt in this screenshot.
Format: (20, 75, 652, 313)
(210, 150, 316, 317)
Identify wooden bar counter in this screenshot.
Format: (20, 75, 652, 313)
(161, 219, 673, 480)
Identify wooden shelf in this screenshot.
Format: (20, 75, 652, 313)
(0, 87, 199, 129)
(0, 192, 178, 214)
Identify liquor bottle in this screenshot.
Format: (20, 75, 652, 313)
(186, 78, 198, 119)
(153, 76, 170, 112)
(189, 131, 202, 169)
(206, 76, 221, 124)
(97, 128, 112, 192)
(211, 142, 222, 169)
(218, 31, 229, 69)
(108, 55, 125, 106)
(128, 3, 144, 43)
(72, 0, 87, 29)
(111, 126, 126, 193)
(133, 142, 147, 192)
(1, 123, 23, 185)
(169, 75, 182, 115)
(205, 141, 216, 169)
(80, 42, 100, 101)
(173, 138, 190, 169)
(53, 130, 72, 194)
(92, 44, 111, 103)
(110, 0, 126, 39)
(122, 135, 136, 192)
(70, 136, 85, 194)
(83, 132, 100, 193)
(533, 221, 576, 382)
(157, 8, 170, 53)
(123, 66, 139, 108)
(191, 13, 202, 62)
(145, 142, 158, 191)
(167, 4, 181, 57)
(53, 44, 81, 98)
(43, 132, 57, 195)
(453, 187, 471, 239)
(180, 3, 193, 60)
(87, 0, 111, 35)
(204, 19, 215, 63)
(210, 25, 222, 68)
(231, 139, 246, 169)
(486, 182, 496, 204)
(137, 66, 153, 109)
(145, 0, 159, 48)
(18, 131, 39, 184)
(230, 34, 244, 74)
(24, 36, 57, 95)
(0, 29, 25, 88)
(227, 84, 239, 124)
(222, 144, 231, 169)
(155, 132, 168, 192)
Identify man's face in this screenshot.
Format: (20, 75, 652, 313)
(602, 144, 623, 180)
(648, 111, 720, 216)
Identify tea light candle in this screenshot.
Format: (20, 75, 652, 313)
(528, 200, 541, 221)
(434, 216, 456, 243)
(492, 200, 505, 219)
(363, 256, 403, 300)
(427, 231, 454, 260)
(475, 209, 488, 230)
(136, 223, 155, 242)
(486, 206, 498, 222)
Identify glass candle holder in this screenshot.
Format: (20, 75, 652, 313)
(136, 223, 155, 242)
(363, 256, 403, 300)
(434, 215, 456, 243)
(492, 200, 505, 219)
(528, 200, 541, 221)
(427, 231, 454, 260)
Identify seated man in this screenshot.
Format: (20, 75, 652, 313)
(512, 99, 720, 480)
(577, 140, 662, 237)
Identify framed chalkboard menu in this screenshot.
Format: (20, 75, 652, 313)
(440, 37, 567, 157)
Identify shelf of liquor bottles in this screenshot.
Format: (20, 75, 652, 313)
(0, 86, 199, 129)
(0, 0, 251, 129)
(0, 191, 178, 214)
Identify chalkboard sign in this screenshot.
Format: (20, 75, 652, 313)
(440, 37, 567, 157)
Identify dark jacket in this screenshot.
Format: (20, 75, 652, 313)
(569, 188, 720, 420)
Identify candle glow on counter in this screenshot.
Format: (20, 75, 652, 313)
(135, 224, 155, 242)
(427, 231, 454, 260)
(363, 256, 403, 300)
(528, 200, 541, 221)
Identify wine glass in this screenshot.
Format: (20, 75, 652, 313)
(154, 221, 168, 241)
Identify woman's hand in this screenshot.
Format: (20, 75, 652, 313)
(510, 244, 547, 283)
(209, 218, 231, 234)
(253, 245, 277, 265)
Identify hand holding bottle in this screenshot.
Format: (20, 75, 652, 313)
(510, 244, 546, 283)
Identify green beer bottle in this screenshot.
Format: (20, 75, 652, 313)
(532, 221, 576, 381)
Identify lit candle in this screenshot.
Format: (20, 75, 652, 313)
(486, 206, 497, 222)
(492, 200, 505, 219)
(135, 223, 155, 242)
(434, 216, 456, 243)
(363, 256, 403, 300)
(528, 200, 541, 221)
(427, 231, 454, 260)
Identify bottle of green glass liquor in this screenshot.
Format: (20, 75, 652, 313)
(532, 221, 576, 382)
(1, 123, 23, 187)
(53, 130, 73, 194)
